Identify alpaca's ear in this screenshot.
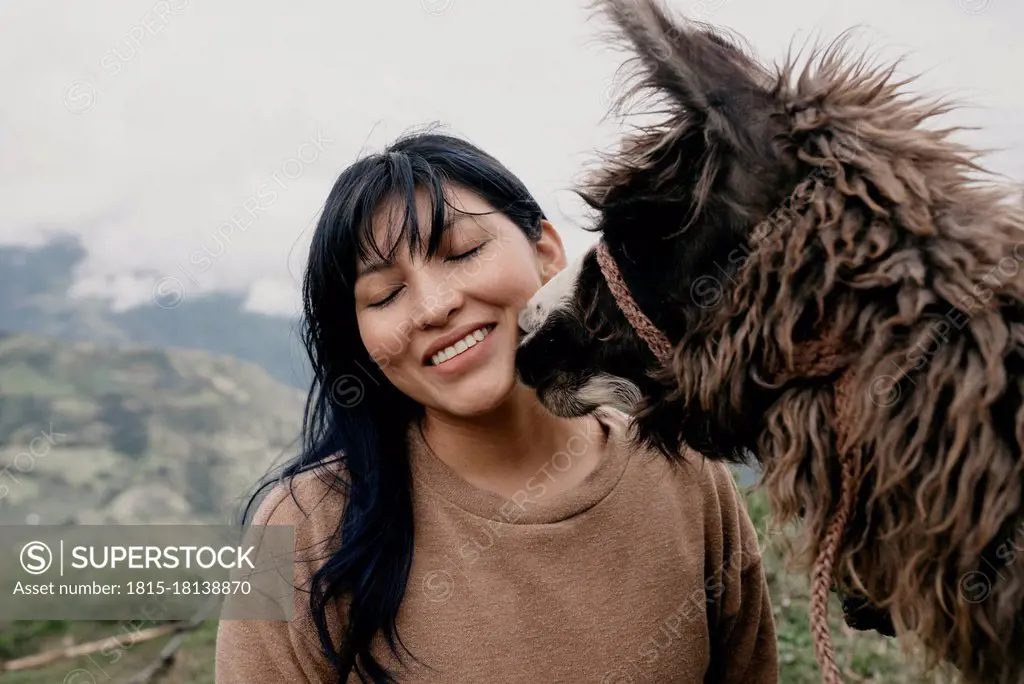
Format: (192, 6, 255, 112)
(597, 0, 773, 154)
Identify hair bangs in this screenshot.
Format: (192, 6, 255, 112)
(348, 161, 472, 280)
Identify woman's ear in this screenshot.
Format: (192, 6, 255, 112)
(535, 219, 567, 284)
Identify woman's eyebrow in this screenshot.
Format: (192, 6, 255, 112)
(355, 214, 485, 277)
(356, 259, 395, 277)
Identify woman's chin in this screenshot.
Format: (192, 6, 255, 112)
(427, 375, 517, 418)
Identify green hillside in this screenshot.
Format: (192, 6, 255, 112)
(0, 333, 305, 526)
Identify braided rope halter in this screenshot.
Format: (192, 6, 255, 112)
(593, 241, 675, 366)
(592, 238, 859, 684)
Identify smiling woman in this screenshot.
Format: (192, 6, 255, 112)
(351, 184, 559, 418)
(213, 129, 779, 683)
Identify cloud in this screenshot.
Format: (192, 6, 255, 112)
(1, 0, 1019, 316)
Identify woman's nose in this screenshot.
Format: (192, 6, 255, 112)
(411, 270, 464, 328)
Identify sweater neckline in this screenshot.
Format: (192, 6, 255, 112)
(407, 406, 635, 524)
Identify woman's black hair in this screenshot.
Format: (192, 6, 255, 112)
(239, 127, 547, 683)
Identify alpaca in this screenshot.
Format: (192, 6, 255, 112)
(514, 1, 1024, 683)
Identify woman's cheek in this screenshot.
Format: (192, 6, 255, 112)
(484, 260, 525, 295)
(359, 310, 405, 365)
(460, 253, 486, 279)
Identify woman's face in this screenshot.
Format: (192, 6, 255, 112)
(353, 184, 566, 418)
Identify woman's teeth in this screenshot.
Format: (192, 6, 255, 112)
(430, 326, 492, 366)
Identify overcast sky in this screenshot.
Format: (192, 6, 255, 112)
(2, 0, 1020, 316)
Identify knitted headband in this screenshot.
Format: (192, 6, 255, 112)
(593, 240, 674, 367)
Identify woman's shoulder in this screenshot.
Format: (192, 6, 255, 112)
(600, 404, 746, 510)
(249, 458, 349, 533)
(599, 405, 764, 576)
(599, 404, 737, 475)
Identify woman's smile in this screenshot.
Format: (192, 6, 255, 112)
(423, 323, 498, 376)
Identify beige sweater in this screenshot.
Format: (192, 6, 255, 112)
(215, 407, 778, 683)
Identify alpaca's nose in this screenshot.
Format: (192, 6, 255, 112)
(514, 336, 549, 390)
(518, 302, 543, 336)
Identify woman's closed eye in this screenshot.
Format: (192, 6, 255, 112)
(446, 242, 486, 263)
(366, 242, 489, 309)
(368, 288, 402, 309)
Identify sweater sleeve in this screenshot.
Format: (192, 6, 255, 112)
(700, 460, 779, 684)
(215, 471, 346, 684)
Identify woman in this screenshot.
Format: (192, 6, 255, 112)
(214, 131, 778, 683)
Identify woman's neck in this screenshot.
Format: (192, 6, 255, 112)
(418, 383, 604, 500)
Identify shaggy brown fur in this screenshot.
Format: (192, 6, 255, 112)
(521, 1, 1024, 682)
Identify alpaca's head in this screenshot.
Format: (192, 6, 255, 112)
(517, 0, 802, 460)
(516, 0, 988, 462)
(515, 249, 660, 422)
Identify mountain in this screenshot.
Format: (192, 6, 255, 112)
(0, 333, 306, 526)
(0, 235, 311, 389)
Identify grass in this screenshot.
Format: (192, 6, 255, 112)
(0, 484, 958, 683)
(741, 482, 957, 684)
(0, 619, 219, 684)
